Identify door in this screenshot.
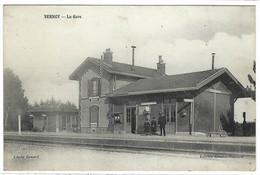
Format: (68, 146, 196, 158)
(177, 102, 191, 133)
(90, 105, 99, 128)
(126, 107, 136, 133)
(164, 104, 175, 134)
(62, 115, 66, 131)
(131, 107, 136, 133)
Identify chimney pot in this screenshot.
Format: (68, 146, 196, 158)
(157, 55, 166, 74)
(159, 55, 163, 63)
(103, 48, 113, 66)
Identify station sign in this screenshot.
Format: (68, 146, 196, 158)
(183, 99, 194, 103)
(141, 102, 157, 106)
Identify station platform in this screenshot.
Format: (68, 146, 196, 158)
(4, 131, 255, 156)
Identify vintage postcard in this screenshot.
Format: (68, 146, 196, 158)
(2, 4, 257, 172)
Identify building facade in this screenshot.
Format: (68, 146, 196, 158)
(69, 49, 165, 133)
(29, 107, 79, 132)
(70, 49, 245, 135)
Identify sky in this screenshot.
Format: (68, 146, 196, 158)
(3, 6, 256, 122)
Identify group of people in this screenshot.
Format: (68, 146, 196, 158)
(143, 111, 166, 136)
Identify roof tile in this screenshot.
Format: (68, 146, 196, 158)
(110, 68, 223, 96)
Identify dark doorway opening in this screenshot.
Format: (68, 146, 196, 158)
(130, 107, 136, 133)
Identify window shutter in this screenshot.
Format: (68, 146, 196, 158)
(98, 78, 101, 96)
(88, 80, 92, 97)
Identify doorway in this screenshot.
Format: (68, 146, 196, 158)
(62, 115, 66, 131)
(164, 104, 175, 134)
(89, 105, 99, 128)
(127, 107, 136, 133)
(176, 101, 192, 134)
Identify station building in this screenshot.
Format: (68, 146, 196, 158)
(69, 49, 246, 135)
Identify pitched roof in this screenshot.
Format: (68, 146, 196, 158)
(69, 57, 165, 80)
(108, 68, 245, 97)
(29, 104, 79, 113)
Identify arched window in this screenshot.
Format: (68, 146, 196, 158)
(88, 77, 101, 97)
(92, 79, 98, 96)
(89, 105, 99, 127)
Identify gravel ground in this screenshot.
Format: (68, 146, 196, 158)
(4, 141, 255, 171)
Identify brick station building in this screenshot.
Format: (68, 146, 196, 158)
(69, 48, 245, 135)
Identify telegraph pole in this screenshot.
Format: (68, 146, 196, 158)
(18, 115, 21, 135)
(17, 109, 22, 135)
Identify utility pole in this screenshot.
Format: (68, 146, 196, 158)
(17, 108, 22, 135)
(18, 115, 21, 135)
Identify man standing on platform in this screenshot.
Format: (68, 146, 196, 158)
(151, 117, 157, 135)
(158, 111, 166, 136)
(143, 118, 150, 135)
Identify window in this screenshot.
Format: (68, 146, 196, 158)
(163, 99, 170, 104)
(89, 77, 100, 97)
(164, 107, 170, 122)
(163, 98, 175, 104)
(127, 108, 131, 123)
(164, 105, 175, 123)
(92, 79, 98, 96)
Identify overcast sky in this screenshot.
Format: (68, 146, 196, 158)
(3, 6, 255, 121)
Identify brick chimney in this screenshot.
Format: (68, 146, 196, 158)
(103, 48, 113, 66)
(157, 55, 166, 74)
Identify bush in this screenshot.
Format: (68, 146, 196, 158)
(32, 127, 39, 132)
(233, 122, 256, 136)
(22, 122, 33, 131)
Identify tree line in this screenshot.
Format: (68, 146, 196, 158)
(4, 68, 77, 131)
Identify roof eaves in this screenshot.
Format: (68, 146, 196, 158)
(69, 57, 90, 80)
(108, 87, 198, 97)
(223, 68, 245, 90)
(196, 68, 225, 88)
(196, 68, 245, 91)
